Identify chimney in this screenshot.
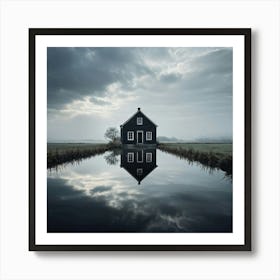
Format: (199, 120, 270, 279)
(138, 107, 141, 111)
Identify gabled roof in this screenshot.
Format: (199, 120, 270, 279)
(122, 165, 158, 185)
(120, 108, 158, 127)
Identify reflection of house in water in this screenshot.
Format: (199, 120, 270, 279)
(120, 148, 157, 184)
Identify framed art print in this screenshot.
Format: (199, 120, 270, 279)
(29, 28, 251, 251)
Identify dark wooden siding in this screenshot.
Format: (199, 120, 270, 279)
(120, 111, 157, 145)
(120, 147, 157, 184)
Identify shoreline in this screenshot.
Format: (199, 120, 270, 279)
(47, 142, 232, 175)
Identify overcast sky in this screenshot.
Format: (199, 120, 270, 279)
(47, 47, 232, 141)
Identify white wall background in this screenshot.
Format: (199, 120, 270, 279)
(0, 0, 279, 279)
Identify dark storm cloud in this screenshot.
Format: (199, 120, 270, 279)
(47, 47, 233, 140)
(47, 47, 152, 109)
(47, 47, 232, 109)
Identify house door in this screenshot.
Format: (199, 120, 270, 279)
(137, 131, 143, 144)
(137, 150, 143, 162)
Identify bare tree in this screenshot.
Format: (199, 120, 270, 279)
(104, 127, 120, 143)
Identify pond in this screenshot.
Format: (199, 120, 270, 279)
(47, 148, 232, 233)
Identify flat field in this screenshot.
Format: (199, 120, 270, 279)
(47, 143, 109, 168)
(160, 143, 232, 156)
(158, 143, 232, 175)
(47, 143, 107, 154)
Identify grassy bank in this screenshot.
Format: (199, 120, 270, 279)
(158, 143, 232, 175)
(158, 143, 232, 155)
(47, 143, 120, 169)
(48, 142, 232, 175)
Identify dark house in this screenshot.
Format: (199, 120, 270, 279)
(120, 147, 157, 184)
(120, 108, 157, 146)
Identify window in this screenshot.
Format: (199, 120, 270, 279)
(146, 153, 152, 163)
(137, 168, 143, 175)
(127, 131, 134, 141)
(137, 117, 143, 125)
(127, 152, 134, 163)
(146, 131, 152, 141)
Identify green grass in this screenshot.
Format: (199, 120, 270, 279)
(158, 143, 232, 176)
(47, 142, 233, 175)
(48, 143, 108, 153)
(160, 143, 232, 156)
(47, 143, 113, 168)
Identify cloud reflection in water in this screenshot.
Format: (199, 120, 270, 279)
(47, 150, 232, 232)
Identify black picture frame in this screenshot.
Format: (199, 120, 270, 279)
(29, 28, 251, 251)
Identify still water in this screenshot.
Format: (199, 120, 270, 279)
(47, 149, 232, 233)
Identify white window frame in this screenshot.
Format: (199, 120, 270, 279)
(127, 131, 134, 141)
(127, 152, 134, 163)
(137, 168, 143, 175)
(137, 117, 143, 125)
(146, 152, 152, 163)
(146, 131, 152, 141)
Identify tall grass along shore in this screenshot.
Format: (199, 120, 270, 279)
(158, 143, 232, 176)
(47, 143, 120, 169)
(48, 142, 232, 175)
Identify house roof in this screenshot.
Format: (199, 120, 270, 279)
(120, 108, 158, 127)
(122, 165, 158, 185)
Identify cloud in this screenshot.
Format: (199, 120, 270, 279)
(47, 174, 232, 233)
(47, 47, 150, 109)
(90, 185, 112, 194)
(159, 72, 182, 83)
(180, 48, 232, 95)
(47, 47, 233, 140)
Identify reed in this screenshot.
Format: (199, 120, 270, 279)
(47, 143, 113, 169)
(158, 143, 232, 176)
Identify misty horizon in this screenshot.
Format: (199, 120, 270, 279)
(47, 47, 232, 141)
(47, 135, 233, 143)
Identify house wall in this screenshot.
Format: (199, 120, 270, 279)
(120, 147, 157, 184)
(121, 147, 157, 166)
(121, 111, 157, 145)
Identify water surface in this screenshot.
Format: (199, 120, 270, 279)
(47, 149, 232, 232)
